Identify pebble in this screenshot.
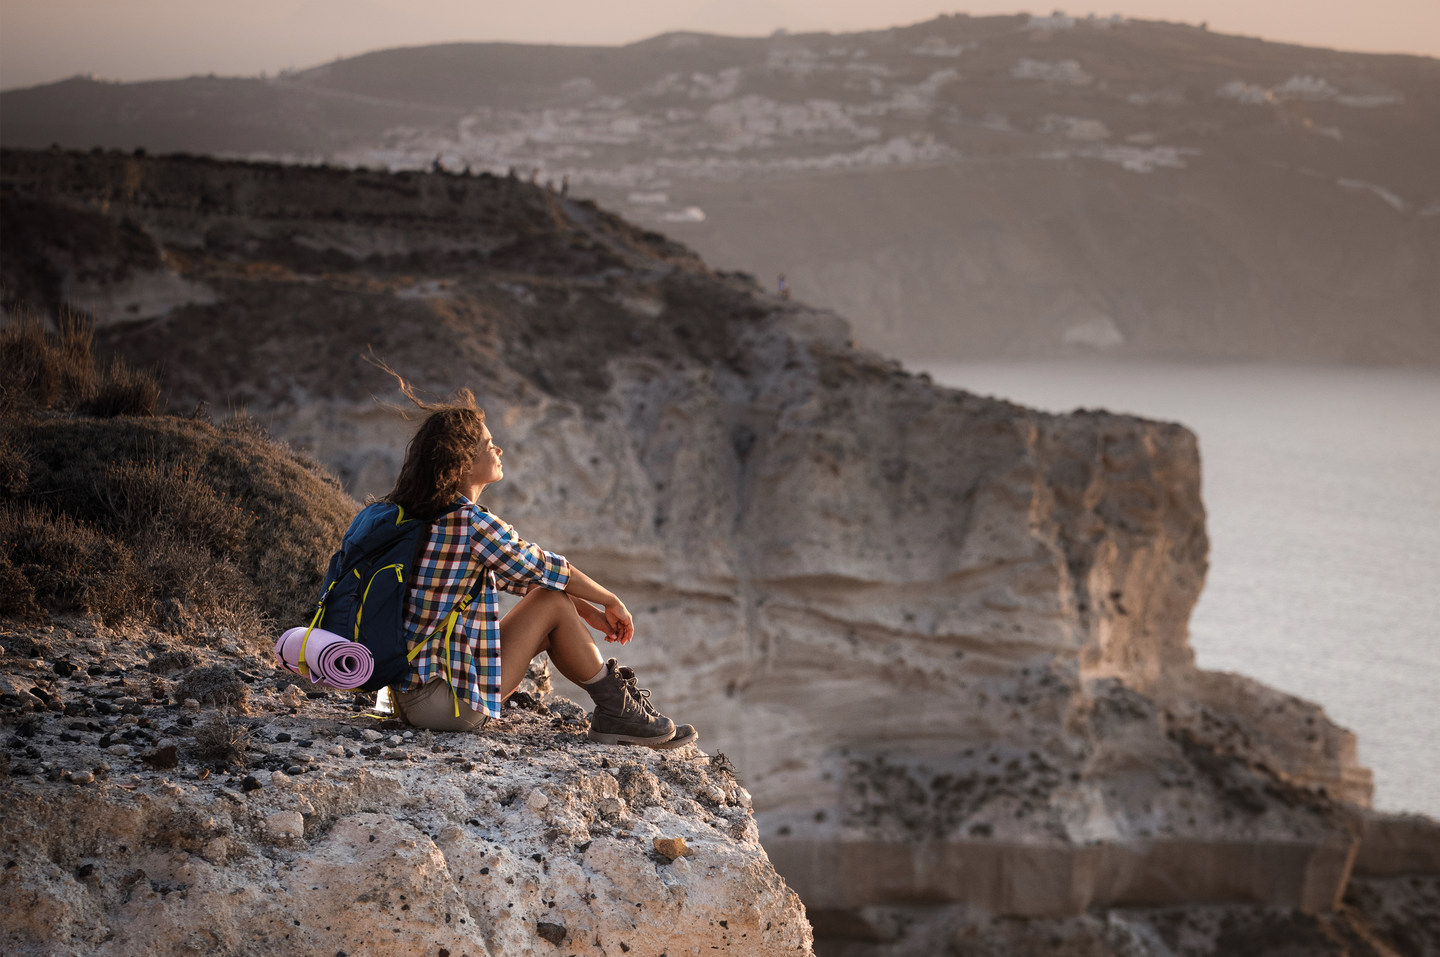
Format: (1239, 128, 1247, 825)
(526, 789, 550, 811)
(361, 729, 383, 742)
(107, 744, 132, 757)
(69, 771, 95, 785)
(183, 699, 200, 711)
(327, 745, 345, 757)
(262, 810, 304, 842)
(536, 922, 568, 946)
(653, 836, 694, 860)
(385, 735, 403, 747)
(201, 838, 228, 864)
(271, 771, 292, 787)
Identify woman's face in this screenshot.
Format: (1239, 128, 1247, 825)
(466, 424, 504, 491)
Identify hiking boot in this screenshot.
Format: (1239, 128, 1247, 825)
(585, 659, 676, 747)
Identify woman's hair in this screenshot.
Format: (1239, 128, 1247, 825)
(379, 368, 486, 517)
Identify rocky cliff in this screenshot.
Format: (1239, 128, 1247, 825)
(0, 618, 810, 956)
(2, 149, 1434, 955)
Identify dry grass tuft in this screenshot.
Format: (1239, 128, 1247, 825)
(191, 713, 252, 767)
(77, 355, 162, 418)
(96, 460, 255, 556)
(0, 430, 29, 497)
(0, 309, 160, 417)
(147, 649, 199, 674)
(0, 502, 147, 623)
(178, 665, 250, 712)
(0, 309, 94, 414)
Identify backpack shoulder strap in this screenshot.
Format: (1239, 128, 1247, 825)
(403, 500, 493, 718)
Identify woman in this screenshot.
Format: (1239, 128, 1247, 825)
(382, 384, 695, 749)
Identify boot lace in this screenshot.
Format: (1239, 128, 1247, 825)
(620, 672, 662, 719)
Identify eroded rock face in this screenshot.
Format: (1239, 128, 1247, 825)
(0, 150, 1380, 922)
(0, 623, 810, 957)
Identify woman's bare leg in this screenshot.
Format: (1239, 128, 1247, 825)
(498, 588, 604, 699)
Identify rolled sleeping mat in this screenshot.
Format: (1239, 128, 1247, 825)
(274, 626, 375, 690)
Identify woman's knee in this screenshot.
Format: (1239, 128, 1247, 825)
(526, 586, 573, 617)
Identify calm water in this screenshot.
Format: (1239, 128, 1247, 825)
(916, 361, 1440, 819)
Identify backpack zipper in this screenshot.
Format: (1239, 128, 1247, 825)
(355, 563, 405, 640)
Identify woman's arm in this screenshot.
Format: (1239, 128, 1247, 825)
(562, 565, 634, 644)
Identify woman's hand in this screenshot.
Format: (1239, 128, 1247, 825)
(603, 598, 634, 644)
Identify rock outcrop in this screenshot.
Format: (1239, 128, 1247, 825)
(0, 619, 811, 957)
(2, 150, 1429, 949)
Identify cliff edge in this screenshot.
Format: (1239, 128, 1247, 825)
(2, 149, 1434, 955)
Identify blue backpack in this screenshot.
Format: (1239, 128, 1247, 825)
(300, 501, 481, 693)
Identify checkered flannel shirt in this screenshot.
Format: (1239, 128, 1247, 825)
(400, 496, 569, 717)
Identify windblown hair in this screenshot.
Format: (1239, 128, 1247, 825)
(380, 371, 485, 517)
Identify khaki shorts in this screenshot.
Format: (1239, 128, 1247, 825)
(391, 678, 489, 732)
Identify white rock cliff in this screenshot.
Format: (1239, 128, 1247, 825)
(0, 151, 1415, 952)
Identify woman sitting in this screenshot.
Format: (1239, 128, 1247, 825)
(382, 384, 695, 749)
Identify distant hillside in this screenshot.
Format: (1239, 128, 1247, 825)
(3, 14, 1439, 363)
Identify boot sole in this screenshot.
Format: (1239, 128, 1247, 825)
(587, 728, 676, 747)
(647, 728, 699, 751)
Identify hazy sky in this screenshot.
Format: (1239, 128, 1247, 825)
(2, 0, 1436, 91)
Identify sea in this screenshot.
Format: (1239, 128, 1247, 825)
(914, 360, 1440, 820)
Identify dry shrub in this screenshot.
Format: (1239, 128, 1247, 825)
(0, 502, 147, 622)
(0, 554, 42, 622)
(0, 315, 354, 643)
(218, 410, 270, 440)
(145, 540, 263, 640)
(178, 665, 250, 712)
(0, 309, 94, 414)
(148, 648, 199, 674)
(191, 713, 252, 767)
(0, 430, 29, 497)
(77, 356, 161, 418)
(6, 416, 355, 634)
(96, 460, 254, 555)
(0, 309, 160, 417)
(0, 495, 263, 638)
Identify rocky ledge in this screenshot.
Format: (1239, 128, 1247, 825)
(0, 620, 813, 957)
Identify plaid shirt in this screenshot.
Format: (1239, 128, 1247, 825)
(401, 496, 569, 717)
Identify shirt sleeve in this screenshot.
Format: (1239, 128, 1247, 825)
(467, 505, 570, 595)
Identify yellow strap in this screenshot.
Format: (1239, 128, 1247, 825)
(298, 581, 336, 679)
(356, 563, 403, 640)
(404, 604, 465, 718)
(400, 584, 479, 718)
(445, 619, 460, 718)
